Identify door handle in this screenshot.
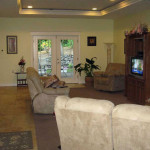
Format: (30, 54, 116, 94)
(57, 58, 59, 63)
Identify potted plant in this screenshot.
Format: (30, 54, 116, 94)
(74, 57, 100, 87)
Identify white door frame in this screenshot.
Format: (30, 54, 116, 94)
(31, 32, 80, 83)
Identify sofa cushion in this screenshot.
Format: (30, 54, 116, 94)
(51, 81, 66, 88)
(43, 87, 70, 95)
(44, 75, 59, 88)
(112, 104, 150, 150)
(105, 63, 125, 75)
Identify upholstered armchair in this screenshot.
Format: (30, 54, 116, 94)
(93, 63, 125, 91)
(26, 67, 70, 114)
(55, 96, 114, 150)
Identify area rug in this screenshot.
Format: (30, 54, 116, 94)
(34, 87, 134, 150)
(0, 131, 33, 150)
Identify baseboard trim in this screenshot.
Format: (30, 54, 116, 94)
(0, 83, 17, 87)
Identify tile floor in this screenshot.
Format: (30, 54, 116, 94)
(0, 84, 85, 150)
(0, 86, 38, 150)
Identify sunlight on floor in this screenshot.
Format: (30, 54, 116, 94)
(66, 83, 85, 88)
(0, 87, 38, 150)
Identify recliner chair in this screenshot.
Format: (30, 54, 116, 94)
(93, 63, 125, 91)
(26, 67, 70, 114)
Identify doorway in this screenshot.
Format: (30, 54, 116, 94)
(32, 33, 80, 83)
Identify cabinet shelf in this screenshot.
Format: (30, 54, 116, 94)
(15, 72, 27, 86)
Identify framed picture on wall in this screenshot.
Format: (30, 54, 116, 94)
(7, 36, 17, 54)
(87, 36, 96, 46)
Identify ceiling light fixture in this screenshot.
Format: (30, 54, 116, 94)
(92, 8, 97, 10)
(110, 0, 116, 2)
(27, 6, 33, 9)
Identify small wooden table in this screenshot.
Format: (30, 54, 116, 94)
(15, 72, 27, 86)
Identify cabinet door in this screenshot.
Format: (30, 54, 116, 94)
(126, 77, 136, 101)
(127, 76, 145, 104)
(136, 81, 144, 104)
(144, 33, 150, 101)
(126, 37, 136, 56)
(124, 39, 127, 54)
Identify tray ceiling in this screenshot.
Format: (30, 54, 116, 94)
(0, 0, 149, 18)
(21, 0, 123, 11)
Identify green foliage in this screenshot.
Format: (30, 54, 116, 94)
(38, 40, 51, 51)
(67, 68, 73, 73)
(46, 69, 51, 75)
(61, 40, 73, 48)
(74, 57, 100, 77)
(38, 40, 73, 51)
(68, 63, 73, 68)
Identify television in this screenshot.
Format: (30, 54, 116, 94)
(131, 57, 143, 76)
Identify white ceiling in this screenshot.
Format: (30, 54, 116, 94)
(21, 0, 123, 10)
(0, 0, 149, 19)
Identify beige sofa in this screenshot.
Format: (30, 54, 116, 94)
(55, 96, 150, 150)
(26, 67, 70, 114)
(94, 63, 125, 91)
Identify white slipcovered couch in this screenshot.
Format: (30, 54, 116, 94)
(55, 96, 150, 150)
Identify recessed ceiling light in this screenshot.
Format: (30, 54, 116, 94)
(110, 0, 116, 2)
(27, 6, 33, 9)
(92, 8, 97, 11)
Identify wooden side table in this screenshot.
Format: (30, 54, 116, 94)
(15, 72, 27, 86)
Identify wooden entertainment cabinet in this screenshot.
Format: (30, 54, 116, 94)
(124, 32, 150, 105)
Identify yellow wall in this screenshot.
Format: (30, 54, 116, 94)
(0, 18, 113, 85)
(114, 9, 150, 63)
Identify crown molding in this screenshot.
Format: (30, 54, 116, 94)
(18, 0, 144, 17)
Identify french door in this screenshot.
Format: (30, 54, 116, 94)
(33, 35, 79, 83)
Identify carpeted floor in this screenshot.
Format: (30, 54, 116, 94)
(34, 115, 59, 150)
(34, 87, 135, 150)
(69, 87, 133, 105)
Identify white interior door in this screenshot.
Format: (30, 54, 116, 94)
(33, 34, 79, 83)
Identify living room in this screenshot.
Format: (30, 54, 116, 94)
(0, 0, 150, 150)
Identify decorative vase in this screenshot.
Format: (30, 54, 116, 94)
(20, 65, 25, 72)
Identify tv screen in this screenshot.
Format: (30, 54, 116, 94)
(131, 57, 143, 76)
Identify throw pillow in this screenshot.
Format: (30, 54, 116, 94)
(51, 81, 66, 88)
(44, 75, 59, 88)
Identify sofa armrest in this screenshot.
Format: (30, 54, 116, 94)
(93, 71, 105, 77)
(43, 87, 70, 95)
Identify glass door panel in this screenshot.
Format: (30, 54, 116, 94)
(38, 39, 52, 76)
(57, 36, 78, 83)
(33, 35, 56, 76)
(60, 40, 74, 78)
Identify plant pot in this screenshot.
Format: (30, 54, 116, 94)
(85, 77, 94, 87)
